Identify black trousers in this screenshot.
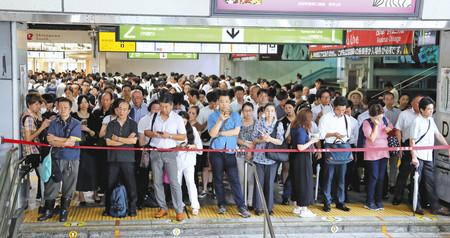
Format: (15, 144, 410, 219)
(135, 150, 151, 206)
(411, 159, 440, 211)
(106, 162, 138, 212)
(393, 142, 412, 201)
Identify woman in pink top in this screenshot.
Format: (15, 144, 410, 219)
(362, 104, 393, 211)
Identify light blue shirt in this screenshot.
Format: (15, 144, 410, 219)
(208, 110, 241, 154)
(131, 103, 148, 122)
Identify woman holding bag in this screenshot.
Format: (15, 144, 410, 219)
(362, 104, 393, 211)
(290, 108, 320, 218)
(252, 103, 284, 215)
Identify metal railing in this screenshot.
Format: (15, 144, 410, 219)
(0, 147, 28, 238)
(244, 160, 276, 238)
(370, 65, 438, 99)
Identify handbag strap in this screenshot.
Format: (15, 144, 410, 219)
(415, 119, 431, 144)
(270, 121, 280, 139)
(146, 113, 158, 147)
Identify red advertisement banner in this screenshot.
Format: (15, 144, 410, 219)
(309, 30, 414, 52)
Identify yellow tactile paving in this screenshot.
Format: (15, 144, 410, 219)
(23, 203, 433, 223)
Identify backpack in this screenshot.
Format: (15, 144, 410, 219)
(357, 117, 388, 148)
(109, 185, 128, 218)
(356, 117, 400, 157)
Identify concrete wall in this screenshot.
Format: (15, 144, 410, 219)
(225, 57, 337, 85)
(105, 52, 221, 76)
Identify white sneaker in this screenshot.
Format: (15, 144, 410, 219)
(192, 208, 200, 216)
(299, 209, 317, 218)
(293, 206, 302, 214)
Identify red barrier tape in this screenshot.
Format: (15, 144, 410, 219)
(2, 137, 450, 154)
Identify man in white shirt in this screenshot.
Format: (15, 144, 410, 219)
(309, 79, 323, 95)
(196, 91, 218, 198)
(187, 88, 204, 109)
(312, 89, 333, 123)
(409, 97, 450, 216)
(136, 100, 160, 209)
(319, 96, 353, 212)
(392, 95, 423, 205)
(144, 93, 187, 221)
(230, 86, 246, 113)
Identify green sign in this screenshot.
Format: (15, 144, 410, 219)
(128, 52, 199, 60)
(119, 25, 344, 44)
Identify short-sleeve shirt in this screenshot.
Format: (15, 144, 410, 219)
(20, 112, 41, 156)
(395, 108, 418, 143)
(47, 116, 81, 160)
(105, 118, 138, 162)
(138, 112, 157, 144)
(207, 110, 241, 154)
(252, 118, 285, 165)
(410, 115, 439, 161)
(384, 106, 401, 127)
(362, 119, 390, 161)
(149, 111, 187, 149)
(291, 126, 309, 146)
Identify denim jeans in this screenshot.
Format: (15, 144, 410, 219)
(209, 152, 246, 208)
(323, 163, 347, 205)
(366, 158, 388, 204)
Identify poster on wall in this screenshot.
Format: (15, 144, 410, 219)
(259, 44, 321, 61)
(214, 0, 419, 17)
(309, 30, 414, 58)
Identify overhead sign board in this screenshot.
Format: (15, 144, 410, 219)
(214, 0, 418, 17)
(309, 30, 414, 58)
(136, 42, 278, 54)
(128, 53, 199, 60)
(309, 45, 412, 58)
(99, 31, 136, 52)
(118, 25, 344, 44)
(27, 51, 65, 59)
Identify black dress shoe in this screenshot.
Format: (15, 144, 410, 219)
(336, 204, 350, 212)
(102, 210, 110, 216)
(255, 210, 263, 216)
(323, 204, 331, 212)
(392, 198, 401, 206)
(129, 211, 137, 217)
(415, 208, 425, 215)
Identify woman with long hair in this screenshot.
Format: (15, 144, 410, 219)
(290, 108, 320, 217)
(177, 111, 203, 215)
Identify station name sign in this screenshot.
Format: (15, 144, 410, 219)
(118, 25, 344, 44)
(128, 53, 199, 60)
(309, 30, 414, 58)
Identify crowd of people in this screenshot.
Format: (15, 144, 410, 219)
(21, 70, 450, 222)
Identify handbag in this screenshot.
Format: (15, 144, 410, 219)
(325, 115, 351, 162)
(326, 139, 352, 161)
(141, 113, 158, 168)
(38, 148, 52, 183)
(265, 121, 289, 162)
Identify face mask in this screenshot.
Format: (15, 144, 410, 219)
(40, 107, 47, 115)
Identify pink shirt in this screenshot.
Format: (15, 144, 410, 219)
(362, 119, 391, 161)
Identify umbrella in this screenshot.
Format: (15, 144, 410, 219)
(412, 168, 420, 215)
(315, 162, 321, 202)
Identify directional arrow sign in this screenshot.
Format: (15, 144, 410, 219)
(222, 27, 244, 42)
(118, 25, 344, 44)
